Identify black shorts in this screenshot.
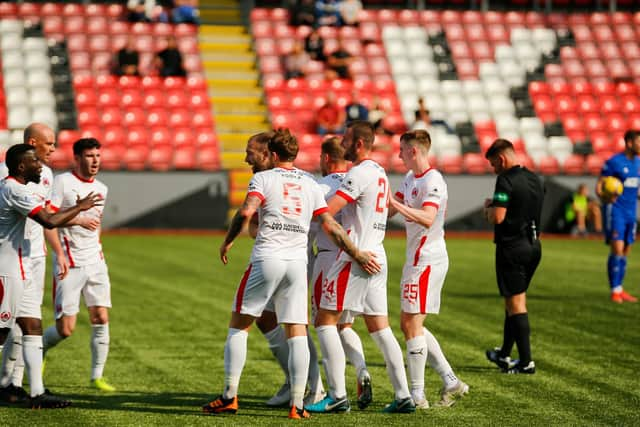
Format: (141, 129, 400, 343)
(495, 239, 541, 297)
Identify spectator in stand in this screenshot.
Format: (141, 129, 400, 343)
(564, 183, 602, 237)
(411, 98, 453, 133)
(115, 37, 140, 76)
(316, 92, 346, 136)
(315, 0, 342, 27)
(339, 0, 362, 27)
(155, 36, 186, 77)
(305, 28, 326, 63)
(172, 0, 200, 25)
(369, 96, 393, 136)
(289, 0, 316, 27)
(284, 41, 310, 80)
(326, 38, 353, 80)
(345, 90, 368, 125)
(127, 0, 168, 23)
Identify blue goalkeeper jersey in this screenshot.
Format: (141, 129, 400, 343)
(601, 152, 640, 219)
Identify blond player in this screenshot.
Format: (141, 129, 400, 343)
(41, 138, 114, 392)
(0, 143, 101, 408)
(307, 121, 415, 414)
(202, 129, 379, 419)
(389, 130, 468, 408)
(309, 137, 371, 409)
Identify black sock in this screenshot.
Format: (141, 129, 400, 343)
(499, 311, 515, 358)
(510, 313, 531, 365)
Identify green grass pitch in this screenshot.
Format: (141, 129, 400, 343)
(2, 234, 639, 426)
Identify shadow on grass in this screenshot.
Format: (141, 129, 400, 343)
(49, 390, 289, 417)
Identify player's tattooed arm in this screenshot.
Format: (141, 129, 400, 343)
(220, 194, 262, 264)
(318, 212, 381, 275)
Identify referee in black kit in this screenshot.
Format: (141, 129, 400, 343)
(482, 139, 543, 374)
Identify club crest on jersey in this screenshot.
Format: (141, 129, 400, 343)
(42, 177, 50, 186)
(0, 311, 11, 321)
(411, 187, 418, 198)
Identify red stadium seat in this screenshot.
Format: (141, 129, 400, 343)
(174, 128, 195, 148)
(103, 128, 125, 146)
(439, 155, 463, 174)
(100, 108, 123, 127)
(77, 109, 98, 127)
(123, 145, 149, 171)
(173, 147, 197, 170)
(122, 109, 146, 128)
(537, 156, 560, 175)
(57, 130, 80, 148)
(121, 90, 142, 108)
(147, 110, 168, 127)
(196, 132, 217, 147)
(191, 110, 213, 128)
(150, 129, 172, 147)
(590, 132, 612, 153)
(562, 155, 585, 175)
(197, 146, 220, 171)
(463, 153, 488, 174)
(48, 148, 72, 171)
(143, 91, 165, 109)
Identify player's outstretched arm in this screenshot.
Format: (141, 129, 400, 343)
(31, 192, 103, 229)
(318, 212, 381, 275)
(220, 194, 261, 264)
(389, 196, 437, 228)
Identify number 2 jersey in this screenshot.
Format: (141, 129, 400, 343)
(49, 171, 108, 266)
(248, 167, 328, 262)
(335, 159, 389, 260)
(395, 168, 448, 265)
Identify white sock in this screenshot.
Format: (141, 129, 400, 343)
(306, 333, 323, 395)
(91, 324, 110, 380)
(406, 334, 427, 401)
(370, 327, 411, 400)
(0, 326, 22, 387)
(43, 325, 65, 353)
(423, 327, 458, 388)
(264, 326, 290, 383)
(223, 328, 248, 399)
(316, 325, 346, 399)
(288, 336, 310, 409)
(339, 327, 367, 377)
(22, 335, 44, 397)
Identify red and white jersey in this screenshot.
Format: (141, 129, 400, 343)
(315, 171, 347, 252)
(249, 167, 328, 262)
(50, 171, 107, 267)
(0, 177, 45, 278)
(396, 168, 448, 265)
(335, 159, 389, 259)
(0, 162, 54, 258)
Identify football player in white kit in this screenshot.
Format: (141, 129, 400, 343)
(0, 144, 101, 408)
(41, 138, 115, 392)
(307, 121, 415, 414)
(202, 129, 380, 419)
(309, 136, 371, 409)
(0, 124, 85, 403)
(389, 130, 468, 408)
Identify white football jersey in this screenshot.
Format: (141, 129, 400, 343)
(315, 171, 347, 252)
(0, 162, 54, 258)
(396, 168, 448, 265)
(50, 171, 107, 266)
(0, 177, 45, 278)
(249, 167, 328, 262)
(335, 159, 389, 259)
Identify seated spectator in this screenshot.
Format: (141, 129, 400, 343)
(115, 37, 140, 76)
(316, 92, 346, 136)
(345, 90, 368, 124)
(411, 97, 453, 133)
(315, 0, 342, 27)
(368, 96, 392, 135)
(283, 41, 310, 80)
(155, 36, 186, 77)
(289, 0, 316, 27)
(326, 39, 353, 80)
(339, 0, 362, 27)
(127, 0, 168, 23)
(565, 183, 602, 236)
(172, 0, 200, 25)
(304, 28, 326, 62)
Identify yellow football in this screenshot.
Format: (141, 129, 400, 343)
(601, 176, 624, 199)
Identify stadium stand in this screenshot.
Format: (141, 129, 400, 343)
(252, 5, 640, 175)
(0, 1, 219, 171)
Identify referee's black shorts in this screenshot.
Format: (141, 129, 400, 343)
(495, 238, 542, 297)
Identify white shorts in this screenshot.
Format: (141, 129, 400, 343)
(16, 256, 46, 319)
(319, 255, 388, 316)
(233, 258, 308, 325)
(400, 260, 448, 315)
(0, 276, 26, 329)
(310, 251, 356, 325)
(53, 261, 112, 319)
